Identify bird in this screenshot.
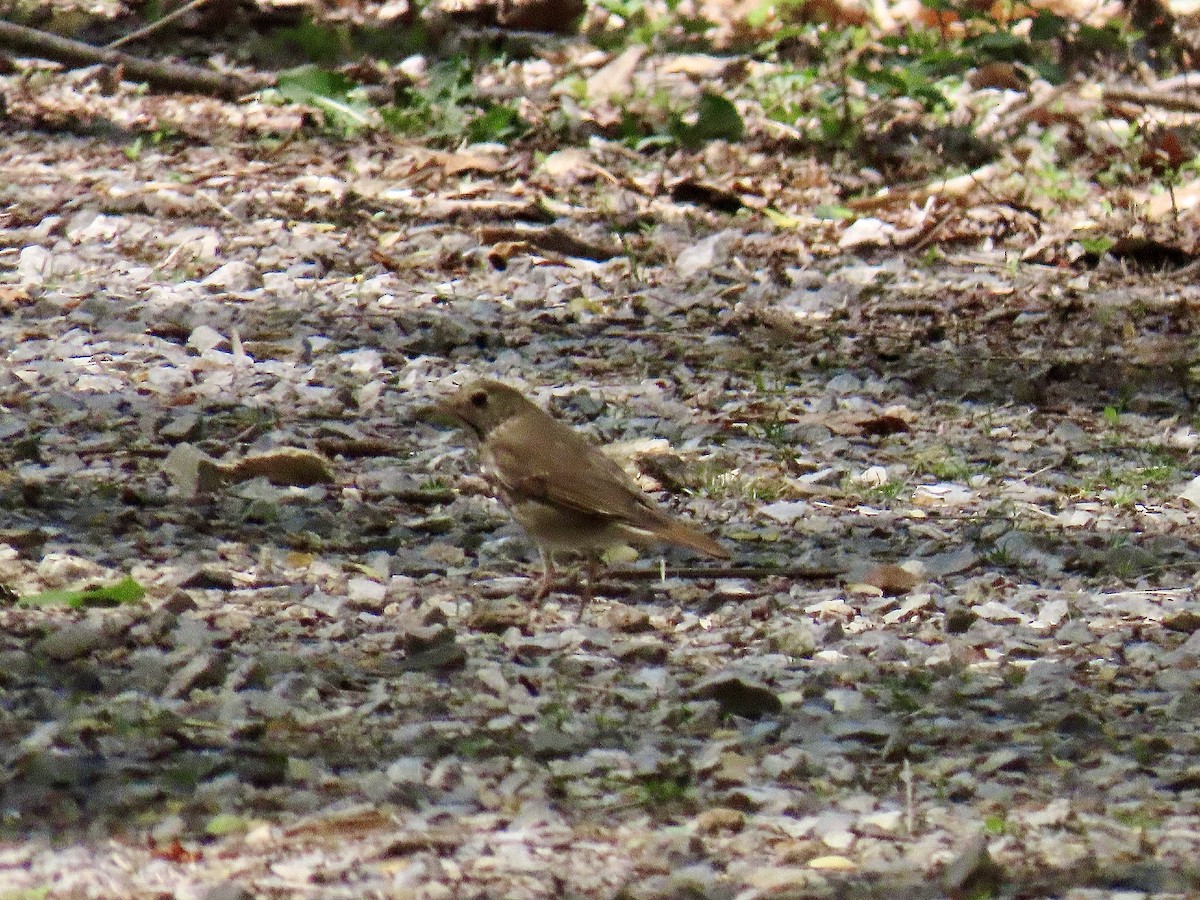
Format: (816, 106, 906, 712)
(441, 378, 730, 600)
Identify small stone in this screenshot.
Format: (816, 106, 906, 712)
(202, 260, 262, 292)
(150, 815, 186, 843)
(525, 728, 581, 759)
(604, 602, 652, 633)
(470, 598, 530, 633)
(978, 749, 1026, 775)
(161, 590, 198, 614)
(164, 651, 228, 699)
(615, 637, 667, 665)
(745, 866, 823, 891)
(133, 607, 179, 645)
(394, 641, 467, 673)
(942, 834, 1004, 896)
(945, 604, 977, 634)
(974, 601, 1024, 623)
(1057, 711, 1102, 737)
(808, 855, 856, 871)
(159, 413, 201, 441)
(675, 231, 730, 278)
(187, 324, 227, 352)
(859, 563, 919, 597)
(17, 246, 58, 285)
(712, 751, 754, 786)
(36, 622, 110, 661)
(178, 568, 237, 590)
(202, 884, 253, 900)
(1102, 860, 1175, 893)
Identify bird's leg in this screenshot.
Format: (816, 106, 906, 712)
(532, 548, 557, 602)
(575, 558, 599, 622)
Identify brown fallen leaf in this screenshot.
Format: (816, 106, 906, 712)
(967, 61, 1028, 91)
(858, 563, 920, 596)
(166, 445, 335, 495)
(488, 241, 543, 269)
(285, 806, 394, 839)
(496, 0, 585, 31)
(479, 225, 619, 261)
(437, 149, 504, 176)
(586, 46, 644, 101)
(226, 449, 336, 486)
(857, 414, 911, 437)
(0, 285, 33, 310)
(149, 837, 202, 864)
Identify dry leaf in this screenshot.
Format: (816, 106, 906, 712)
(587, 46, 645, 101)
(228, 449, 336, 486)
(859, 563, 920, 596)
(808, 855, 856, 871)
(857, 414, 911, 437)
(1179, 475, 1200, 507)
(541, 148, 590, 178)
(439, 150, 503, 176)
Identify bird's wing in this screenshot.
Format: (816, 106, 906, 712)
(482, 411, 730, 559)
(484, 417, 655, 523)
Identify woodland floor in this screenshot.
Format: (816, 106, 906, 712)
(4, 25, 1200, 899)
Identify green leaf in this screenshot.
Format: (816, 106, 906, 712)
(205, 813, 251, 837)
(1029, 11, 1067, 41)
(381, 57, 493, 144)
(763, 207, 803, 228)
(20, 576, 146, 609)
(672, 91, 744, 149)
(278, 65, 355, 101)
(467, 103, 527, 144)
(0, 889, 52, 900)
(1079, 235, 1115, 255)
(813, 204, 855, 220)
(277, 65, 373, 135)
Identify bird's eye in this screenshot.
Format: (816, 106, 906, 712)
(470, 391, 488, 408)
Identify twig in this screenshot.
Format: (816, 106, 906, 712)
(1101, 87, 1200, 114)
(847, 163, 1003, 212)
(906, 206, 956, 253)
(106, 0, 212, 49)
(981, 75, 1080, 141)
(606, 565, 841, 581)
(0, 19, 268, 100)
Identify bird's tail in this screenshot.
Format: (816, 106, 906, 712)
(653, 518, 731, 559)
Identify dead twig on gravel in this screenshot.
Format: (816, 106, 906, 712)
(106, 0, 213, 49)
(0, 20, 268, 99)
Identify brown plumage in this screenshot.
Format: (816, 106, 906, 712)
(442, 379, 729, 598)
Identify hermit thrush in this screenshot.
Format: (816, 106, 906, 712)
(442, 379, 729, 598)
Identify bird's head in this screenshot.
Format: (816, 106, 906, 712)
(441, 379, 533, 439)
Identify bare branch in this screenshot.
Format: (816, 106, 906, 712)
(0, 19, 270, 99)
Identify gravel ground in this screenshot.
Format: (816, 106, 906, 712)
(2, 62, 1200, 899)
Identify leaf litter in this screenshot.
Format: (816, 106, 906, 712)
(4, 4, 1200, 897)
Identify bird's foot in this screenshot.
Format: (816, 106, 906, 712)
(531, 574, 557, 602)
(530, 569, 593, 622)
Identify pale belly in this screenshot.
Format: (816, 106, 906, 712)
(510, 499, 656, 553)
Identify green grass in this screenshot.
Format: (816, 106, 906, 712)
(840, 473, 906, 502)
(1073, 460, 1179, 506)
(912, 448, 974, 482)
(694, 461, 784, 502)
